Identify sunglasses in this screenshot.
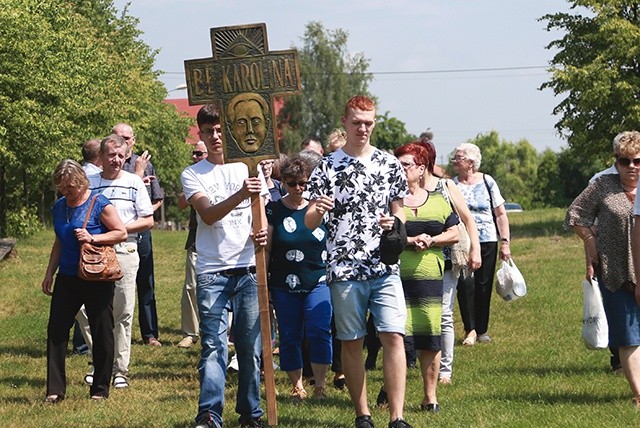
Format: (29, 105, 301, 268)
(285, 181, 308, 188)
(617, 157, 640, 167)
(192, 151, 207, 157)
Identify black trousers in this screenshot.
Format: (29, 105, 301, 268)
(47, 274, 114, 398)
(136, 230, 159, 340)
(457, 241, 498, 335)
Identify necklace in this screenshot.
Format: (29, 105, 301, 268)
(66, 205, 75, 223)
(65, 190, 90, 223)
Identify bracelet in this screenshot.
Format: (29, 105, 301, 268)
(90, 235, 95, 243)
(500, 238, 509, 243)
(583, 234, 594, 241)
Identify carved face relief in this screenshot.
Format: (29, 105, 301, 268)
(229, 98, 267, 153)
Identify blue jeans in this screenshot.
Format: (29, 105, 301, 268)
(271, 284, 333, 371)
(195, 271, 263, 427)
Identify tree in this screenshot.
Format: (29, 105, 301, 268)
(541, 2, 640, 162)
(556, 145, 605, 202)
(278, 21, 373, 153)
(533, 149, 567, 207)
(370, 112, 416, 151)
(0, 0, 191, 236)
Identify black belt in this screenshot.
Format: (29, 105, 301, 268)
(218, 266, 256, 277)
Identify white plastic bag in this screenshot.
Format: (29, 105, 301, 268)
(581, 277, 609, 350)
(495, 258, 527, 301)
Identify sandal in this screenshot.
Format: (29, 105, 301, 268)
(84, 372, 94, 386)
(438, 377, 452, 385)
(333, 373, 346, 390)
(44, 394, 64, 404)
(112, 374, 129, 389)
(91, 395, 106, 401)
(462, 333, 476, 346)
(290, 385, 308, 402)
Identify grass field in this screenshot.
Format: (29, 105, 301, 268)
(1, 208, 639, 427)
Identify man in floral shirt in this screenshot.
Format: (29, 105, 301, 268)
(305, 96, 411, 428)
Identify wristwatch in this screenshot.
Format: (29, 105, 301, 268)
(500, 238, 510, 243)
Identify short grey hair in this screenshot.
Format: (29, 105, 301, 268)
(298, 149, 323, 169)
(455, 142, 482, 171)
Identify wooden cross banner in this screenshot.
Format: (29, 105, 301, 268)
(185, 22, 301, 174)
(184, 23, 302, 427)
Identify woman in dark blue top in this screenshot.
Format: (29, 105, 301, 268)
(266, 155, 332, 401)
(42, 159, 126, 403)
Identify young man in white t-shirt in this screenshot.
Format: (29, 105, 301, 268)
(181, 104, 267, 428)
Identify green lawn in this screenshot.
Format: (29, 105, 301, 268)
(0, 208, 638, 427)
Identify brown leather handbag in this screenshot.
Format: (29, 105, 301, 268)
(77, 195, 123, 282)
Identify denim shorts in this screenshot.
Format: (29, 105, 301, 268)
(330, 274, 407, 341)
(600, 281, 640, 347)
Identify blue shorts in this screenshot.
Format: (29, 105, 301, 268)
(330, 274, 407, 341)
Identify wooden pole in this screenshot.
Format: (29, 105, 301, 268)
(251, 193, 277, 426)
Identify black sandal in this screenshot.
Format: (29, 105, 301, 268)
(44, 394, 64, 404)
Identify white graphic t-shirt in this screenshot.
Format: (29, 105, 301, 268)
(181, 160, 255, 275)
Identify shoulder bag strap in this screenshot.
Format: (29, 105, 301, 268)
(439, 179, 458, 214)
(482, 174, 499, 236)
(82, 194, 99, 229)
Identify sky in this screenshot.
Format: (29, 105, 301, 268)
(113, 0, 573, 161)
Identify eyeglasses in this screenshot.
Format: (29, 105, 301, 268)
(400, 161, 416, 169)
(192, 150, 207, 157)
(617, 157, 640, 167)
(451, 155, 467, 162)
(260, 160, 274, 167)
(285, 181, 308, 188)
(199, 128, 220, 137)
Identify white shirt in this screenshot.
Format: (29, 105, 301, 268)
(88, 171, 153, 225)
(82, 162, 102, 176)
(589, 163, 618, 183)
(181, 160, 265, 275)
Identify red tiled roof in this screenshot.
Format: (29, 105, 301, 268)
(163, 98, 200, 144)
(163, 97, 285, 145)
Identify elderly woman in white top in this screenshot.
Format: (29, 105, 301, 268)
(452, 143, 511, 346)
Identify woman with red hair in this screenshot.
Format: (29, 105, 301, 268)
(391, 142, 459, 412)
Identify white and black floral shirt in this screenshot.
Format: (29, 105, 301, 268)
(305, 148, 407, 284)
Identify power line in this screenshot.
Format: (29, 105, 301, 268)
(369, 65, 548, 75)
(160, 65, 548, 76)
